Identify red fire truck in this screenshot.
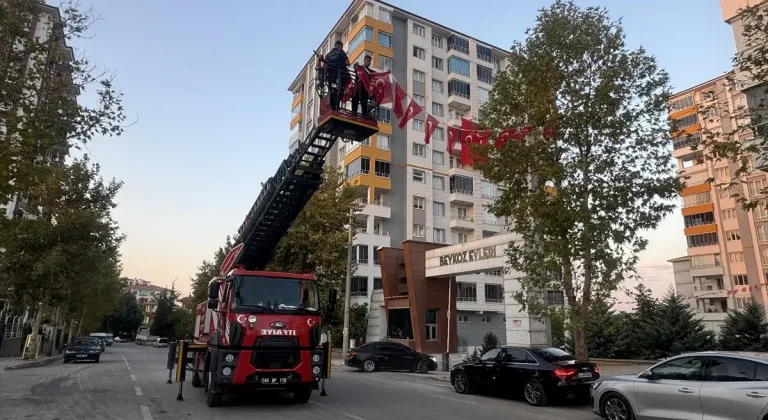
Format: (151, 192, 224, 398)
(189, 64, 380, 407)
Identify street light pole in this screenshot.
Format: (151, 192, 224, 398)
(341, 207, 355, 359)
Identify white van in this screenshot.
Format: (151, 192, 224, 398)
(153, 337, 169, 348)
(90, 332, 113, 346)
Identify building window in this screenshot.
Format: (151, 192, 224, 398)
(729, 252, 744, 263)
(377, 134, 391, 151)
(722, 208, 736, 220)
(413, 224, 425, 237)
(373, 277, 382, 289)
(718, 188, 732, 199)
(413, 94, 425, 107)
(458, 315, 468, 322)
(433, 175, 445, 190)
(673, 113, 699, 130)
(413, 23, 425, 37)
(733, 275, 748, 286)
(454, 232, 468, 243)
(433, 228, 446, 243)
(432, 57, 444, 71)
(481, 180, 500, 199)
(413, 70, 425, 83)
(345, 156, 370, 178)
(413, 196, 426, 210)
(724, 230, 741, 241)
(670, 95, 695, 112)
(349, 26, 374, 53)
(413, 119, 425, 131)
(433, 201, 445, 216)
(375, 160, 391, 178)
(547, 291, 565, 306)
(737, 298, 751, 309)
(378, 31, 392, 48)
(426, 309, 438, 341)
(448, 79, 471, 98)
(413, 46, 426, 60)
(686, 232, 719, 248)
(447, 34, 469, 54)
(378, 8, 392, 23)
(748, 178, 767, 197)
(432, 80, 444, 93)
(715, 167, 730, 180)
(354, 245, 369, 264)
(682, 191, 712, 208)
(477, 87, 490, 104)
(485, 284, 504, 303)
(373, 248, 380, 265)
(379, 56, 392, 71)
(457, 282, 477, 302)
(351, 276, 368, 297)
(481, 316, 491, 323)
(413, 143, 426, 156)
(432, 102, 444, 116)
(476, 44, 493, 62)
(387, 308, 413, 339)
(433, 127, 444, 140)
(378, 107, 392, 124)
(412, 169, 426, 183)
(433, 151, 445, 165)
(448, 57, 471, 76)
(683, 212, 715, 228)
(477, 64, 494, 84)
(432, 35, 443, 49)
(450, 175, 474, 195)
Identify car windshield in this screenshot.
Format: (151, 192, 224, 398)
(158, 339, 168, 343)
(233, 275, 320, 313)
(531, 347, 576, 362)
(73, 338, 99, 346)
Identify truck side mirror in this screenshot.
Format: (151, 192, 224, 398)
(208, 281, 219, 300)
(327, 288, 338, 314)
(207, 298, 218, 310)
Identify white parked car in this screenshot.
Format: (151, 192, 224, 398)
(153, 338, 169, 348)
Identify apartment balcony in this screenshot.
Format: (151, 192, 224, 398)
(482, 219, 504, 233)
(449, 190, 474, 205)
(358, 197, 391, 219)
(695, 309, 728, 323)
(690, 264, 724, 277)
(448, 90, 471, 111)
(456, 298, 504, 313)
(450, 215, 475, 231)
(693, 287, 728, 299)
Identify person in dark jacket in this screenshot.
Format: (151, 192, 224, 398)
(319, 41, 350, 111)
(351, 55, 373, 116)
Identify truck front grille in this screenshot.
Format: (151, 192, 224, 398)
(252, 337, 300, 369)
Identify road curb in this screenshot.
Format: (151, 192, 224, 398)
(4, 355, 63, 370)
(424, 374, 450, 382)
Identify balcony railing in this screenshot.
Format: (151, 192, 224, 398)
(457, 296, 477, 302)
(682, 199, 712, 208)
(376, 171, 391, 178)
(448, 43, 469, 54)
(448, 90, 470, 99)
(373, 199, 390, 207)
(357, 258, 369, 265)
(356, 227, 368, 234)
(450, 188, 473, 195)
(373, 230, 390, 236)
(486, 298, 503, 304)
(451, 215, 474, 222)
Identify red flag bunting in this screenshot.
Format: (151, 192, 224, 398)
(424, 114, 439, 145)
(394, 83, 407, 119)
(397, 99, 423, 130)
(447, 126, 461, 154)
(459, 129, 492, 166)
(495, 125, 533, 149)
(369, 71, 393, 105)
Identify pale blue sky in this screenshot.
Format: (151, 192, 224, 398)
(72, 1, 735, 297)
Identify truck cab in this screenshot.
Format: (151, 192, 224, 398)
(193, 269, 336, 406)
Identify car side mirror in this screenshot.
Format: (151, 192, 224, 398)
(208, 281, 219, 300)
(639, 370, 655, 380)
(327, 288, 338, 314)
(207, 298, 218, 310)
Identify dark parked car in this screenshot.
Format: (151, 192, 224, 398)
(63, 337, 103, 363)
(450, 346, 599, 406)
(345, 341, 438, 373)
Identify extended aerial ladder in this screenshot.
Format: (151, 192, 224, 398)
(234, 65, 380, 270)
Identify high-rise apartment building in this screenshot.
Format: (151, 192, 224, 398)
(287, 0, 511, 349)
(669, 74, 767, 332)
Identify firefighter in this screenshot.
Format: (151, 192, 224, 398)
(351, 55, 374, 115)
(319, 41, 350, 111)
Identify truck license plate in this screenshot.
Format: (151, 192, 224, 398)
(578, 372, 593, 379)
(261, 377, 287, 385)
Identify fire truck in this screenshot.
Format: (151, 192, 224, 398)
(190, 64, 380, 407)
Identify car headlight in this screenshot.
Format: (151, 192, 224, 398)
(225, 354, 235, 363)
(430, 355, 437, 362)
(65, 350, 74, 354)
(222, 367, 232, 376)
(312, 366, 321, 375)
(312, 354, 321, 363)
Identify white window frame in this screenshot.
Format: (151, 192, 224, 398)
(413, 70, 425, 83)
(413, 224, 425, 237)
(412, 169, 426, 183)
(432, 80, 443, 93)
(413, 23, 425, 37)
(431, 35, 443, 48)
(432, 102, 444, 116)
(432, 151, 445, 165)
(413, 196, 426, 210)
(433, 201, 445, 216)
(413, 143, 426, 156)
(413, 119, 425, 131)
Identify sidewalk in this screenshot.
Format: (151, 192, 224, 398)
(0, 354, 63, 372)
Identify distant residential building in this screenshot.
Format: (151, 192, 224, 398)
(124, 279, 173, 325)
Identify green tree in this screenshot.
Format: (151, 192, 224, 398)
(627, 284, 662, 359)
(463, 331, 500, 363)
(189, 236, 235, 305)
(697, 4, 767, 207)
(168, 308, 195, 341)
(103, 290, 144, 339)
(330, 303, 368, 348)
(150, 291, 178, 338)
(585, 300, 629, 359)
(474, 0, 680, 360)
(651, 290, 716, 359)
(719, 300, 768, 352)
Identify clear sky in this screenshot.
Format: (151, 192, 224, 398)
(71, 0, 735, 300)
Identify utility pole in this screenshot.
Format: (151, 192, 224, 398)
(341, 207, 355, 359)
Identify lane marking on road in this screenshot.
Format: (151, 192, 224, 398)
(127, 366, 132, 370)
(134, 386, 143, 396)
(309, 400, 330, 408)
(130, 374, 137, 381)
(140, 405, 153, 420)
(344, 414, 366, 420)
(426, 392, 480, 406)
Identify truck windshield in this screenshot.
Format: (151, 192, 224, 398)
(232, 275, 320, 313)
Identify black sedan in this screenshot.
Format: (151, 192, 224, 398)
(63, 337, 102, 363)
(345, 341, 439, 373)
(450, 346, 599, 406)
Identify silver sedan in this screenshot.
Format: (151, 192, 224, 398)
(590, 351, 768, 420)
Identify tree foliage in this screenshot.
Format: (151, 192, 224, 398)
(474, 0, 680, 360)
(189, 236, 235, 305)
(101, 290, 143, 338)
(464, 331, 500, 363)
(651, 290, 716, 359)
(696, 4, 768, 209)
(168, 308, 195, 341)
(150, 290, 178, 338)
(719, 300, 768, 352)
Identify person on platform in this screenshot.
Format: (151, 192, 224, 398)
(351, 55, 374, 115)
(318, 41, 350, 111)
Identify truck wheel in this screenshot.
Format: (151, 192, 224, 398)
(205, 371, 223, 407)
(293, 386, 312, 403)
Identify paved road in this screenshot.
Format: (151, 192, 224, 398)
(0, 343, 598, 420)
